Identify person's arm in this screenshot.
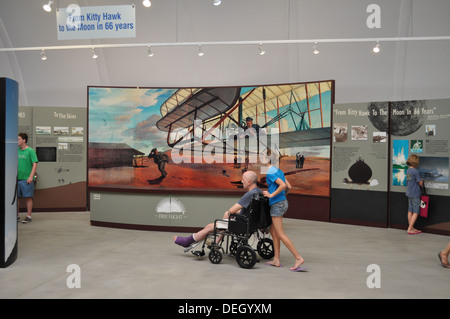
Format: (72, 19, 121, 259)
(417, 171, 424, 187)
(263, 178, 286, 198)
(224, 203, 243, 219)
(27, 162, 38, 184)
(284, 178, 292, 195)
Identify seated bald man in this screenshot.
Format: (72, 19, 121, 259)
(173, 171, 262, 248)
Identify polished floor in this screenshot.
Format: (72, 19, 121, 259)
(1, 212, 449, 299)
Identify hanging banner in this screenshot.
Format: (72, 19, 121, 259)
(56, 5, 135, 40)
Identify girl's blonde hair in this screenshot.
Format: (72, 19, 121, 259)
(406, 154, 420, 168)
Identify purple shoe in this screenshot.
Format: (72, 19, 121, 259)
(174, 235, 196, 248)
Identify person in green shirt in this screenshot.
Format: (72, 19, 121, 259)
(18, 133, 38, 223)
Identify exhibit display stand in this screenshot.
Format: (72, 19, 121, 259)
(18, 106, 87, 212)
(331, 102, 390, 227)
(0, 78, 18, 268)
(331, 99, 450, 235)
(87, 83, 334, 230)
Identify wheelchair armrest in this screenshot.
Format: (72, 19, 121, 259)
(213, 219, 230, 231)
(214, 218, 228, 224)
(233, 214, 248, 222)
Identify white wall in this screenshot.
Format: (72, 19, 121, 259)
(1, 0, 450, 107)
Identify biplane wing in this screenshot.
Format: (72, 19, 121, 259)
(275, 127, 331, 149)
(156, 87, 241, 132)
(238, 82, 332, 149)
(156, 81, 332, 149)
(194, 127, 331, 152)
(238, 82, 332, 129)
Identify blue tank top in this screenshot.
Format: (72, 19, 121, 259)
(266, 166, 286, 205)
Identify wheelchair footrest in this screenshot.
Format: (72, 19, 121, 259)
(192, 250, 205, 257)
(184, 241, 200, 253)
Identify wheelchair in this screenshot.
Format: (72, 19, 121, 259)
(186, 193, 274, 269)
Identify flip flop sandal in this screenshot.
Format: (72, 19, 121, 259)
(289, 266, 307, 272)
(265, 262, 282, 267)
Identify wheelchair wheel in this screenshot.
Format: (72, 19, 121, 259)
(257, 238, 274, 260)
(229, 236, 245, 256)
(235, 245, 257, 269)
(208, 249, 222, 264)
(229, 242, 238, 256)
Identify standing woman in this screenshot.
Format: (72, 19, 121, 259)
(263, 154, 306, 271)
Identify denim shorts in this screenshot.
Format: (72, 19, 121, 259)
(408, 197, 420, 214)
(18, 180, 34, 198)
(270, 199, 288, 217)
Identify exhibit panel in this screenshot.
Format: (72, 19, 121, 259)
(88, 81, 334, 229)
(330, 102, 389, 227)
(1, 78, 18, 268)
(331, 99, 450, 235)
(389, 99, 450, 235)
(18, 106, 87, 211)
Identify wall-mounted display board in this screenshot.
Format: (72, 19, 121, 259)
(1, 78, 18, 268)
(331, 100, 450, 235)
(18, 106, 87, 211)
(88, 81, 335, 230)
(331, 102, 390, 227)
(389, 99, 450, 235)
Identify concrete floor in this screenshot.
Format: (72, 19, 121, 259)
(1, 212, 449, 299)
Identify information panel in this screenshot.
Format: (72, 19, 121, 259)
(331, 99, 450, 233)
(331, 102, 389, 192)
(18, 107, 87, 211)
(389, 99, 450, 197)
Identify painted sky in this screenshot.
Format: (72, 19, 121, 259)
(89, 87, 176, 154)
(88, 85, 332, 157)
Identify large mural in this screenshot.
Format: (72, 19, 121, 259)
(88, 81, 334, 196)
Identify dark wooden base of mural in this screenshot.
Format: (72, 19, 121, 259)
(18, 182, 87, 212)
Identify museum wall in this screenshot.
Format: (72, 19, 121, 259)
(1, 1, 449, 233)
(1, 1, 450, 108)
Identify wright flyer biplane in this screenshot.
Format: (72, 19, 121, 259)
(155, 81, 333, 157)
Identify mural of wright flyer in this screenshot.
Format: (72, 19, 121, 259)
(331, 99, 450, 235)
(88, 81, 335, 229)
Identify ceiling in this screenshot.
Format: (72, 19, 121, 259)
(1, 0, 450, 107)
